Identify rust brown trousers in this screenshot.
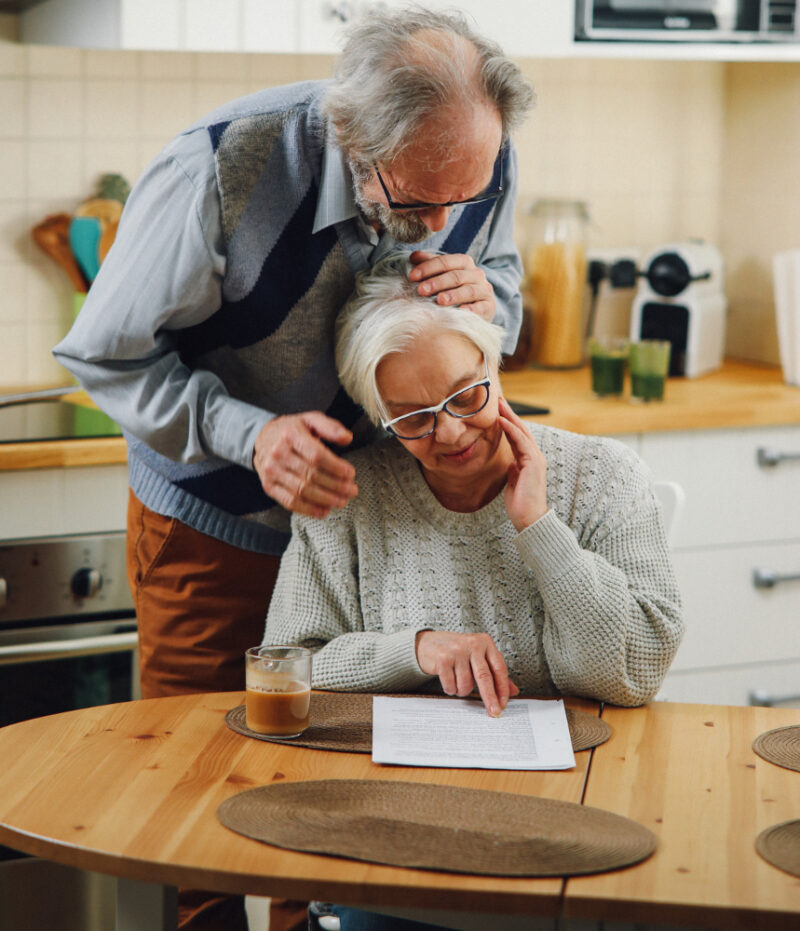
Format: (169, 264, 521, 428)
(126, 490, 307, 931)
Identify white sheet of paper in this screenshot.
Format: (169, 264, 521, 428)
(371, 696, 576, 770)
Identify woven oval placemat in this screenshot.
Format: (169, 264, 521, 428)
(752, 725, 800, 773)
(756, 819, 800, 878)
(225, 692, 611, 754)
(217, 778, 655, 876)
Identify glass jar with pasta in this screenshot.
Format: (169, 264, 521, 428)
(521, 199, 589, 369)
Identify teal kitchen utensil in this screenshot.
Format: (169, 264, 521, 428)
(69, 215, 102, 283)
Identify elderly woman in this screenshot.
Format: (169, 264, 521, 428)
(264, 253, 683, 714)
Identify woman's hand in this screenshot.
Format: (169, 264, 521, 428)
(408, 251, 496, 322)
(415, 630, 519, 717)
(498, 397, 549, 532)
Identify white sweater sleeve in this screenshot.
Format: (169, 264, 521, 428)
(264, 511, 432, 692)
(514, 442, 684, 707)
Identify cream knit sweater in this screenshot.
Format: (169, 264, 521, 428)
(264, 424, 684, 707)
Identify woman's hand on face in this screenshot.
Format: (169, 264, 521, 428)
(498, 397, 549, 532)
(408, 251, 496, 322)
(415, 630, 519, 717)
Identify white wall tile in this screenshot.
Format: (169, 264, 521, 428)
(0, 78, 26, 136)
(193, 80, 250, 119)
(140, 50, 193, 79)
(0, 202, 29, 263)
(26, 44, 82, 77)
(297, 54, 336, 81)
(194, 51, 248, 82)
(0, 140, 27, 200)
(139, 80, 194, 139)
(27, 140, 83, 199)
(83, 140, 141, 194)
(27, 318, 73, 383)
(0, 322, 28, 386)
(0, 43, 796, 388)
(25, 260, 72, 322)
(248, 52, 299, 87)
(0, 262, 26, 324)
(85, 48, 139, 80)
(85, 80, 139, 138)
(28, 78, 84, 138)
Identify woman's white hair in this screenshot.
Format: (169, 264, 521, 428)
(325, 3, 534, 164)
(335, 252, 504, 425)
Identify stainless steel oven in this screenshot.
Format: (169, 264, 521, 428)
(0, 531, 136, 931)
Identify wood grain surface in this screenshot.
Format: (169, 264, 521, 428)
(501, 359, 800, 436)
(0, 692, 598, 916)
(565, 701, 800, 930)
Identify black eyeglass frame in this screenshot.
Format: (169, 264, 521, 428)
(373, 149, 505, 213)
(380, 359, 492, 440)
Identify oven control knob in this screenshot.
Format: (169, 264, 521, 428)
(71, 567, 103, 599)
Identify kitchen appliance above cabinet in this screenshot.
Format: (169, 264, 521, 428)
(576, 0, 800, 44)
(14, 0, 800, 58)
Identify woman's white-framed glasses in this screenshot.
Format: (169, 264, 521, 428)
(381, 359, 491, 440)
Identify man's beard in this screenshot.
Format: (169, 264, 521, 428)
(349, 159, 432, 245)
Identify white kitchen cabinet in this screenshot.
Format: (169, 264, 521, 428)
(640, 425, 800, 550)
(660, 658, 800, 707)
(0, 464, 128, 540)
(20, 0, 298, 53)
(18, 0, 800, 60)
(637, 424, 800, 707)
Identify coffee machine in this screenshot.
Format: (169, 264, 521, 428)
(629, 240, 726, 378)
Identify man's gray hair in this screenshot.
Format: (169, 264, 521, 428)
(325, 3, 535, 163)
(335, 252, 504, 425)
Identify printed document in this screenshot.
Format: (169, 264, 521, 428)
(372, 696, 576, 770)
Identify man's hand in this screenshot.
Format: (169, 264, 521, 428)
(408, 251, 496, 322)
(253, 412, 358, 518)
(415, 630, 519, 717)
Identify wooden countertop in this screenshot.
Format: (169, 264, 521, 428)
(501, 359, 800, 436)
(1, 360, 798, 472)
(0, 436, 127, 471)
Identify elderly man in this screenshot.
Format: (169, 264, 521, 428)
(54, 5, 533, 929)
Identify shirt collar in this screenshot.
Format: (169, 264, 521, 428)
(312, 135, 360, 234)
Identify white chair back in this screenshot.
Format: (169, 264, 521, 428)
(652, 480, 685, 547)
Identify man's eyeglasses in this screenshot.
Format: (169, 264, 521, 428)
(373, 150, 504, 213)
(381, 359, 491, 440)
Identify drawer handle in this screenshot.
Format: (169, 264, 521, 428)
(752, 567, 800, 589)
(749, 689, 800, 707)
(756, 447, 800, 468)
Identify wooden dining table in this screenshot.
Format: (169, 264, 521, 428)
(0, 691, 797, 931)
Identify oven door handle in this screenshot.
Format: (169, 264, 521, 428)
(0, 630, 138, 665)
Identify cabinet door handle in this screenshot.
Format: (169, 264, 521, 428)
(752, 567, 800, 589)
(756, 447, 800, 468)
(327, 1, 353, 22)
(749, 689, 800, 707)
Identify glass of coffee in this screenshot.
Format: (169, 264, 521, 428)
(245, 645, 312, 738)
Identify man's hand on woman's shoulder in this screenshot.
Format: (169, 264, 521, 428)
(253, 412, 358, 518)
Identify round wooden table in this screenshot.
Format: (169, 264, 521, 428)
(0, 691, 595, 931)
(1, 692, 797, 930)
